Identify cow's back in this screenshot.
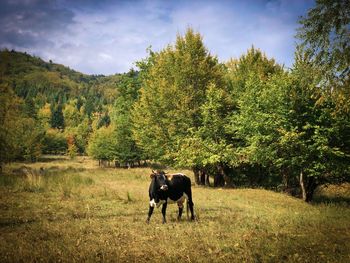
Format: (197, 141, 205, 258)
(166, 174, 192, 201)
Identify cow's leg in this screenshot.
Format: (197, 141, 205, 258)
(161, 202, 167, 224)
(177, 205, 183, 221)
(146, 205, 154, 223)
(188, 199, 195, 220)
(186, 190, 195, 221)
(177, 200, 184, 220)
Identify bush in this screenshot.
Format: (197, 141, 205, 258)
(42, 128, 67, 154)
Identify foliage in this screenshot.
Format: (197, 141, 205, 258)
(42, 129, 67, 154)
(63, 99, 84, 128)
(66, 134, 78, 159)
(132, 28, 226, 164)
(87, 125, 117, 162)
(297, 0, 350, 111)
(289, 51, 350, 197)
(111, 70, 143, 164)
(37, 103, 52, 129)
(0, 49, 125, 157)
(177, 83, 234, 168)
(0, 84, 43, 164)
(0, 84, 24, 165)
(50, 102, 65, 129)
(228, 48, 350, 200)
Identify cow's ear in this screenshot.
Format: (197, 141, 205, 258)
(150, 173, 156, 179)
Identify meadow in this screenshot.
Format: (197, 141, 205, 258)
(0, 156, 349, 263)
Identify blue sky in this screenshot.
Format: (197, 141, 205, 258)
(0, 0, 315, 75)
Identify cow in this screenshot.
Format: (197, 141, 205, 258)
(146, 170, 195, 223)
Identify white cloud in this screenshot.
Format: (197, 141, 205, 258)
(0, 0, 314, 74)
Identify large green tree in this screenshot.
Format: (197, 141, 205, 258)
(111, 70, 143, 166)
(177, 83, 234, 186)
(228, 49, 349, 201)
(0, 84, 43, 167)
(288, 52, 350, 201)
(224, 48, 285, 186)
(132, 28, 226, 165)
(87, 125, 117, 166)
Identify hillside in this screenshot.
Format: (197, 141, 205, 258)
(0, 49, 121, 106)
(0, 49, 138, 160)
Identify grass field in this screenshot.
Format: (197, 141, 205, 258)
(0, 156, 349, 263)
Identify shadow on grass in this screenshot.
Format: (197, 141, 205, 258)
(40, 166, 87, 176)
(0, 218, 36, 228)
(312, 196, 350, 206)
(38, 155, 68, 162)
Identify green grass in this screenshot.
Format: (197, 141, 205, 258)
(0, 156, 349, 262)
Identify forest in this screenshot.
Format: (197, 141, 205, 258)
(0, 0, 349, 203)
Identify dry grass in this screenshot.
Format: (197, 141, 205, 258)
(0, 156, 349, 262)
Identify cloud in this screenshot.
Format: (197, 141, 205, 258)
(0, 0, 74, 52)
(0, 0, 314, 74)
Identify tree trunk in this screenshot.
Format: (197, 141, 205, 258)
(282, 168, 289, 190)
(193, 167, 200, 185)
(299, 171, 317, 202)
(299, 171, 307, 201)
(214, 164, 226, 187)
(223, 174, 234, 188)
(205, 170, 210, 186)
(199, 170, 206, 185)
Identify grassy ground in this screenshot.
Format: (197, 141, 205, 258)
(0, 156, 349, 263)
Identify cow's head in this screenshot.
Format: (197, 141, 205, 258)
(150, 170, 168, 191)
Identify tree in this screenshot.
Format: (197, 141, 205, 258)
(111, 71, 143, 166)
(226, 46, 283, 97)
(87, 125, 117, 166)
(132, 28, 225, 166)
(16, 117, 43, 162)
(66, 134, 78, 159)
(288, 52, 350, 201)
(75, 117, 92, 154)
(0, 84, 24, 168)
(42, 128, 67, 154)
(225, 47, 285, 187)
(23, 96, 37, 119)
(297, 0, 350, 111)
(177, 83, 234, 186)
(51, 102, 65, 129)
(0, 84, 43, 166)
(37, 103, 52, 129)
(63, 99, 83, 128)
(228, 48, 350, 201)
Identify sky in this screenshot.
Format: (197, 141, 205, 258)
(0, 0, 315, 75)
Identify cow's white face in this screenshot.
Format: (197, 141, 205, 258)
(150, 171, 168, 191)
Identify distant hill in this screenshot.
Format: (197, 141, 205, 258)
(0, 49, 121, 105)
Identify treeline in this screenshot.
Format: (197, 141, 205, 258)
(129, 30, 349, 202)
(89, 0, 349, 202)
(0, 49, 128, 164)
(0, 0, 349, 201)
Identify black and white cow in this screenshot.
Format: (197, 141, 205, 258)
(147, 170, 195, 223)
